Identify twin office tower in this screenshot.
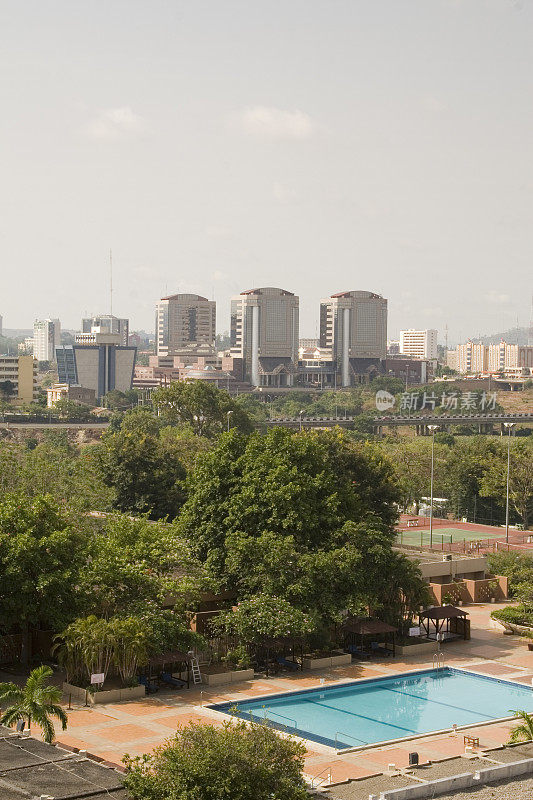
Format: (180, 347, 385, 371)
(156, 287, 387, 388)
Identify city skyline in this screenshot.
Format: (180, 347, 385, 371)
(1, 0, 531, 339)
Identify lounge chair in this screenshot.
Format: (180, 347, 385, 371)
(160, 671, 187, 689)
(346, 644, 371, 660)
(138, 675, 159, 694)
(276, 656, 300, 671)
(371, 641, 392, 657)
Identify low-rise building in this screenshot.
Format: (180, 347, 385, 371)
(47, 383, 96, 408)
(0, 355, 38, 404)
(398, 547, 508, 604)
(56, 332, 136, 402)
(385, 356, 435, 384)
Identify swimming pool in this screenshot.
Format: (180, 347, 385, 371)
(210, 668, 533, 749)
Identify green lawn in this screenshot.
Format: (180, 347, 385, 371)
(397, 526, 504, 546)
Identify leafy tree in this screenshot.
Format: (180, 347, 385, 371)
(379, 438, 448, 513)
(52, 398, 94, 421)
(215, 594, 315, 644)
(16, 433, 113, 511)
(369, 375, 405, 395)
(0, 379, 15, 399)
(480, 439, 533, 529)
(508, 710, 533, 743)
(103, 389, 139, 409)
(56, 615, 115, 687)
(180, 429, 400, 574)
(152, 381, 253, 437)
(56, 611, 203, 688)
(486, 552, 533, 597)
(0, 665, 68, 743)
(224, 519, 427, 631)
(442, 437, 502, 524)
(0, 494, 88, 659)
(0, 442, 23, 492)
(96, 408, 187, 518)
(123, 719, 308, 800)
(79, 514, 205, 618)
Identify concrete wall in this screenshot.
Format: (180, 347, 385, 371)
(464, 574, 508, 603)
(418, 556, 487, 581)
(429, 574, 507, 604)
(381, 758, 533, 800)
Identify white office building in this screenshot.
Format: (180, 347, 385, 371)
(33, 319, 61, 362)
(399, 329, 438, 360)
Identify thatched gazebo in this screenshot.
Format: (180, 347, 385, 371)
(419, 605, 470, 642)
(341, 617, 397, 657)
(144, 650, 192, 688)
(256, 636, 306, 677)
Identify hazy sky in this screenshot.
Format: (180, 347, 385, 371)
(1, 0, 531, 342)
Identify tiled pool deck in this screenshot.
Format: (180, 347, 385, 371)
(12, 603, 533, 787)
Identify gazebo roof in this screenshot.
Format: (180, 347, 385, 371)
(420, 604, 468, 620)
(341, 617, 397, 635)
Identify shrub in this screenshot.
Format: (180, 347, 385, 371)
(491, 606, 533, 628)
(123, 719, 308, 800)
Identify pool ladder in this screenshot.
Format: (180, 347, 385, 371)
(433, 652, 444, 669)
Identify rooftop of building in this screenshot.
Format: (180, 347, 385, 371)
(0, 726, 129, 799)
(159, 293, 210, 301)
(239, 287, 295, 296)
(328, 290, 385, 299)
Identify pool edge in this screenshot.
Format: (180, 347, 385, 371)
(205, 665, 533, 752)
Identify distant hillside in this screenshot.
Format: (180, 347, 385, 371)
(471, 326, 531, 346)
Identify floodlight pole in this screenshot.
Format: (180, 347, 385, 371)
(504, 422, 515, 543)
(428, 425, 439, 549)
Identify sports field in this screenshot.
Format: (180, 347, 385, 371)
(397, 527, 505, 546)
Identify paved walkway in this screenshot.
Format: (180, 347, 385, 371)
(23, 603, 533, 786)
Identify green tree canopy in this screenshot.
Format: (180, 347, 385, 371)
(96, 408, 187, 519)
(179, 428, 400, 574)
(0, 494, 88, 647)
(79, 514, 206, 618)
(487, 551, 533, 597)
(152, 381, 253, 437)
(480, 439, 533, 529)
(215, 594, 316, 644)
(123, 719, 308, 800)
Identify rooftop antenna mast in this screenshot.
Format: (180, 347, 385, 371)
(109, 249, 113, 316)
(529, 293, 533, 346)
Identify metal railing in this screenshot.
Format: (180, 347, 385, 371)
(310, 764, 333, 788)
(433, 652, 444, 669)
(334, 730, 368, 750)
(200, 690, 235, 708)
(261, 708, 298, 730)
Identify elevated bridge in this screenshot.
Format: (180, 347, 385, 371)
(373, 412, 533, 435)
(266, 412, 533, 434)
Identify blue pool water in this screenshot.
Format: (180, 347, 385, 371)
(211, 668, 533, 748)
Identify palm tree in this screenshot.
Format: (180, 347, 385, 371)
(0, 665, 68, 743)
(508, 709, 533, 744)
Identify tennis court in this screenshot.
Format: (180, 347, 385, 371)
(397, 527, 506, 547)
